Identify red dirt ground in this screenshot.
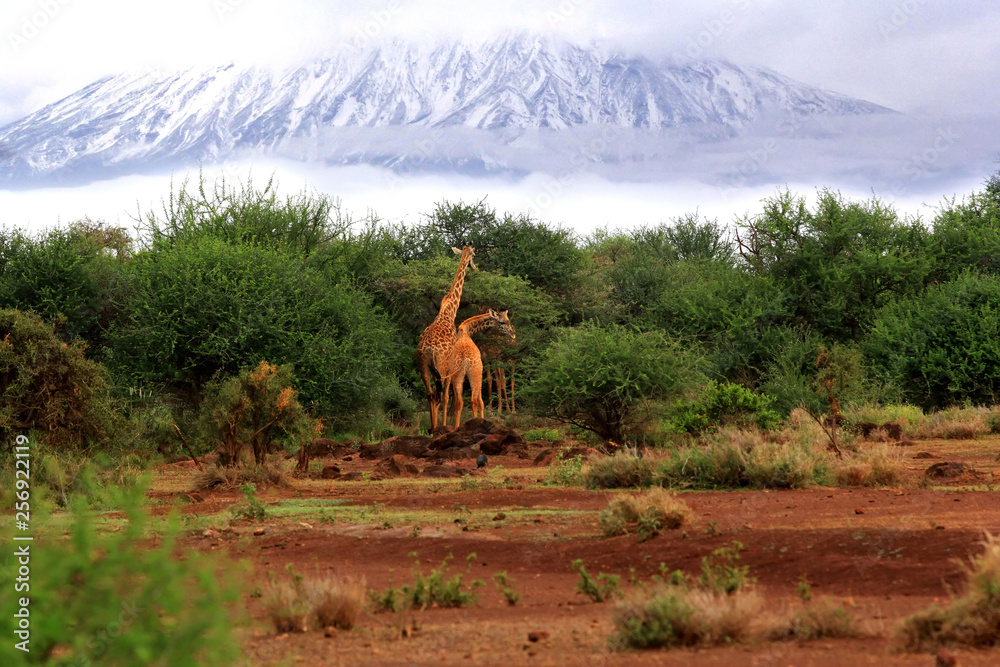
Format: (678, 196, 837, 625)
(154, 436, 1000, 666)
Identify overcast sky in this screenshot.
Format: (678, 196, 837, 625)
(2, 0, 999, 232)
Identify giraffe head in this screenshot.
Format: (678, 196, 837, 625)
(487, 308, 516, 343)
(452, 246, 478, 271)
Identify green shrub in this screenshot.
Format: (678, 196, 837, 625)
(524, 427, 562, 442)
(195, 360, 321, 465)
(671, 381, 780, 434)
(108, 236, 395, 424)
(699, 541, 753, 595)
(523, 322, 701, 441)
(0, 487, 241, 665)
(370, 554, 483, 612)
(772, 598, 860, 640)
(0, 308, 117, 450)
(865, 271, 1000, 409)
(0, 222, 129, 348)
(572, 559, 622, 603)
(546, 452, 588, 486)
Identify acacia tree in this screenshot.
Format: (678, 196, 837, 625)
(522, 323, 700, 442)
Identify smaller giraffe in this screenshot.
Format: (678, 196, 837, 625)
(442, 309, 516, 428)
(482, 341, 516, 414)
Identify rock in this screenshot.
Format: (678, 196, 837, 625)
(563, 446, 603, 460)
(253, 527, 266, 536)
(426, 447, 477, 462)
(882, 421, 903, 440)
(527, 631, 549, 643)
(376, 454, 420, 478)
(925, 462, 975, 480)
(362, 435, 432, 459)
(202, 528, 220, 539)
(455, 418, 494, 438)
(896, 439, 916, 447)
(935, 648, 957, 667)
(320, 465, 341, 479)
(428, 429, 477, 451)
(493, 512, 506, 521)
(479, 425, 526, 456)
(913, 452, 935, 459)
(324, 626, 338, 638)
(420, 464, 468, 479)
(533, 449, 558, 467)
(308, 438, 340, 456)
(854, 422, 879, 439)
(340, 472, 365, 481)
(854, 507, 864, 515)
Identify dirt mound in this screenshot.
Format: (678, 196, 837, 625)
(360, 436, 431, 459)
(924, 461, 979, 481)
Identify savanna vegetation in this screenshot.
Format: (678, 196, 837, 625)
(4, 172, 1000, 662)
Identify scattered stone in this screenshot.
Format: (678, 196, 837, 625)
(324, 626, 338, 638)
(425, 447, 477, 463)
(854, 508, 864, 515)
(421, 464, 468, 479)
(376, 454, 420, 478)
(562, 446, 603, 460)
(855, 422, 879, 439)
(340, 472, 365, 481)
(253, 527, 266, 536)
(320, 465, 341, 479)
(308, 438, 340, 457)
(299, 522, 313, 530)
(532, 449, 558, 467)
(202, 528, 220, 539)
(527, 631, 549, 643)
(935, 648, 957, 667)
(882, 421, 903, 440)
(925, 461, 974, 480)
(479, 425, 526, 456)
(896, 439, 917, 447)
(493, 512, 506, 521)
(913, 452, 935, 459)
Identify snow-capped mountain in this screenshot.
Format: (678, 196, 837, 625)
(0, 35, 892, 184)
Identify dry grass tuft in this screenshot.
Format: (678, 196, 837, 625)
(599, 488, 693, 541)
(193, 456, 292, 490)
(899, 532, 1000, 651)
(264, 582, 310, 633)
(768, 597, 862, 640)
(309, 576, 366, 630)
(833, 443, 905, 487)
(912, 408, 989, 440)
(610, 586, 764, 649)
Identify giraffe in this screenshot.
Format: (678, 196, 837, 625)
(416, 246, 477, 432)
(481, 340, 516, 414)
(442, 309, 516, 428)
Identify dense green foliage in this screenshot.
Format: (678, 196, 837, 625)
(522, 323, 700, 441)
(5, 171, 1000, 453)
(0, 309, 115, 449)
(0, 487, 241, 665)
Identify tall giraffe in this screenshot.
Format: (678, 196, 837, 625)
(417, 246, 477, 432)
(442, 309, 516, 428)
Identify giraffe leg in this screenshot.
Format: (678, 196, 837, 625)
(509, 367, 516, 414)
(471, 357, 484, 420)
(418, 349, 439, 432)
(451, 369, 465, 429)
(496, 368, 506, 415)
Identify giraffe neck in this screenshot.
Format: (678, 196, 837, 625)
(458, 313, 495, 337)
(436, 255, 472, 322)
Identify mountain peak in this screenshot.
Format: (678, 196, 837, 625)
(0, 36, 892, 184)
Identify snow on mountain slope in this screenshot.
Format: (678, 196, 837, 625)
(0, 35, 892, 184)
